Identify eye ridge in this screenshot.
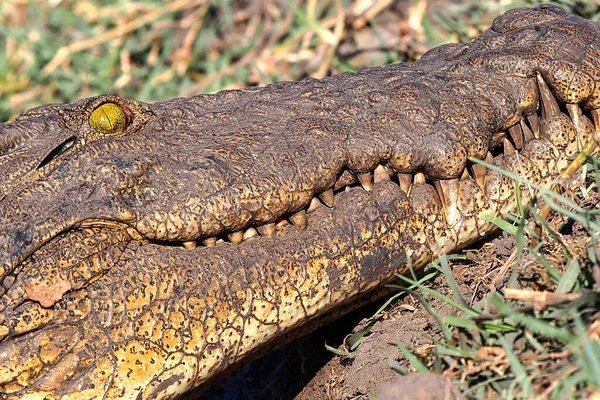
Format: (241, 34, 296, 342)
(89, 102, 128, 135)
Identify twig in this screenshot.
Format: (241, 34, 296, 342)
(42, 0, 205, 75)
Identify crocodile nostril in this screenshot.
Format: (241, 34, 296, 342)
(36, 136, 77, 170)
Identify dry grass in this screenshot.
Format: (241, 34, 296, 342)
(2, 1, 600, 399)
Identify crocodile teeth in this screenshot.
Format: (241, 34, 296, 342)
(471, 164, 486, 189)
(228, 230, 244, 244)
(521, 119, 534, 142)
(307, 197, 322, 213)
(374, 165, 390, 183)
(289, 209, 307, 229)
(591, 109, 600, 131)
(508, 124, 524, 149)
(257, 223, 276, 238)
(434, 178, 460, 226)
(414, 172, 426, 185)
(537, 74, 561, 118)
(527, 113, 540, 138)
(503, 137, 516, 156)
(183, 241, 197, 250)
(203, 237, 217, 247)
(243, 227, 259, 240)
(397, 173, 412, 193)
(566, 103, 586, 148)
(319, 189, 334, 207)
(460, 168, 470, 181)
(357, 172, 372, 191)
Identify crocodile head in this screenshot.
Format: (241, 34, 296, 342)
(0, 5, 599, 399)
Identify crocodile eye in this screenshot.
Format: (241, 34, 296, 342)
(89, 103, 127, 135)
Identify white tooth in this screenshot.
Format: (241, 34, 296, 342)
(591, 109, 600, 132)
(243, 227, 259, 240)
(536, 73, 560, 119)
(460, 168, 470, 181)
(289, 209, 307, 229)
(228, 230, 243, 244)
(503, 138, 516, 156)
(257, 223, 276, 238)
(527, 113, 540, 138)
(203, 237, 217, 247)
(566, 103, 585, 149)
(521, 120, 534, 142)
(374, 165, 390, 183)
(413, 172, 425, 185)
(183, 241, 197, 250)
(397, 173, 412, 194)
(471, 163, 487, 189)
(357, 172, 372, 191)
(434, 178, 460, 227)
(307, 197, 322, 213)
(319, 189, 334, 207)
(508, 124, 524, 149)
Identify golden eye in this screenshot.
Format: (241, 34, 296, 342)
(89, 103, 127, 135)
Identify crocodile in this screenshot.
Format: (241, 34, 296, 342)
(0, 4, 599, 399)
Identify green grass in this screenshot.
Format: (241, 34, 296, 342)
(380, 151, 600, 398)
(2, 0, 599, 121)
(3, 1, 600, 398)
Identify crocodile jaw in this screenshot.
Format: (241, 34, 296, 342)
(0, 4, 599, 399)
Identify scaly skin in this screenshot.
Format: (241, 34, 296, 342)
(0, 5, 599, 399)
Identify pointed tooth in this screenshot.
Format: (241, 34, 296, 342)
(460, 168, 470, 181)
(243, 227, 259, 240)
(397, 173, 412, 193)
(357, 172, 372, 191)
(503, 138, 516, 156)
(508, 124, 524, 149)
(536, 74, 560, 119)
(289, 209, 307, 229)
(319, 189, 335, 207)
(590, 109, 600, 132)
(486, 151, 494, 164)
(566, 103, 584, 148)
(413, 172, 425, 185)
(527, 113, 540, 138)
(307, 197, 322, 213)
(374, 165, 390, 183)
(566, 103, 580, 124)
(434, 179, 460, 226)
(471, 163, 487, 189)
(228, 230, 244, 244)
(203, 237, 217, 247)
(257, 223, 276, 238)
(520, 119, 534, 142)
(216, 238, 225, 245)
(183, 241, 197, 250)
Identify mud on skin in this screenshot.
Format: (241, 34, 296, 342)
(0, 5, 599, 399)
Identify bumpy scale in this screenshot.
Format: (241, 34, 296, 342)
(0, 5, 599, 399)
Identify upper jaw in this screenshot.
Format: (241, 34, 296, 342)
(1, 5, 599, 280)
